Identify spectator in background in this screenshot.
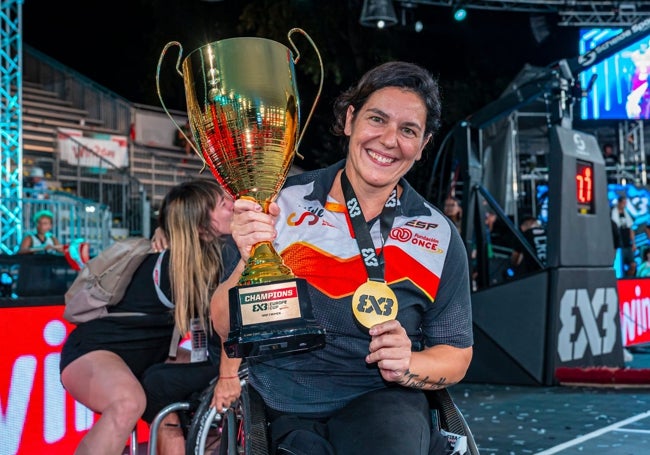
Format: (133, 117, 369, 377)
(612, 219, 622, 251)
(637, 247, 650, 277)
(59, 180, 229, 455)
(141, 186, 234, 454)
(18, 210, 63, 254)
(611, 194, 637, 276)
(443, 195, 462, 232)
(602, 144, 619, 184)
(602, 143, 618, 168)
(26, 166, 50, 199)
(470, 207, 497, 290)
(643, 223, 650, 246)
(483, 209, 497, 258)
(510, 215, 547, 277)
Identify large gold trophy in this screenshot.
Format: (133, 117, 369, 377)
(156, 29, 326, 358)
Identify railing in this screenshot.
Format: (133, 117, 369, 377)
(19, 45, 199, 236)
(55, 130, 151, 240)
(130, 141, 208, 209)
(11, 189, 112, 257)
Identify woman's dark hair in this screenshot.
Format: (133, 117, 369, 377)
(331, 61, 442, 147)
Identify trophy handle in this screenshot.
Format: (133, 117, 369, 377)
(288, 28, 324, 160)
(155, 41, 208, 168)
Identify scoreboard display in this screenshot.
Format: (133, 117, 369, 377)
(547, 126, 614, 268)
(575, 159, 594, 215)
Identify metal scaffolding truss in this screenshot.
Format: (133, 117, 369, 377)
(397, 1, 650, 27)
(0, 0, 22, 254)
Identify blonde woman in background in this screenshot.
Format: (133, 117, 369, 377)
(60, 180, 232, 455)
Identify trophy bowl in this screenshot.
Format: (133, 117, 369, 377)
(157, 29, 326, 358)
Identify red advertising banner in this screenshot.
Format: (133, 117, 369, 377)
(617, 278, 650, 347)
(0, 305, 148, 455)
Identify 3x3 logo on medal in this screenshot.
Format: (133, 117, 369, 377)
(355, 292, 396, 317)
(352, 280, 399, 329)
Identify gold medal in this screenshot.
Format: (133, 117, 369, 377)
(352, 280, 399, 329)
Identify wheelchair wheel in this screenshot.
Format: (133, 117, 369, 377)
(185, 382, 225, 454)
(185, 381, 269, 455)
(428, 388, 481, 455)
(239, 385, 269, 455)
(456, 408, 480, 455)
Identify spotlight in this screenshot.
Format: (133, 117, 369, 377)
(360, 0, 398, 29)
(414, 20, 423, 33)
(453, 5, 467, 22)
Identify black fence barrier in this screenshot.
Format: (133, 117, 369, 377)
(0, 254, 78, 305)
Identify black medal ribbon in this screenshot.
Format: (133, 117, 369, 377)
(340, 170, 397, 282)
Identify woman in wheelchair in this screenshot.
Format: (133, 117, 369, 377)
(210, 61, 474, 455)
(60, 180, 232, 455)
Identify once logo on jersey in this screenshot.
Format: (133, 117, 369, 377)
(390, 227, 412, 242)
(390, 228, 443, 253)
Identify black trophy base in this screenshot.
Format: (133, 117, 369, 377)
(225, 321, 326, 358)
(224, 278, 326, 359)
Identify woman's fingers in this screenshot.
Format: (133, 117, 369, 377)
(231, 200, 279, 260)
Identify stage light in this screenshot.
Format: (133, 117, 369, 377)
(360, 0, 398, 29)
(414, 20, 423, 33)
(529, 14, 550, 43)
(453, 5, 467, 22)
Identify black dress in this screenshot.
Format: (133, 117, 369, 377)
(59, 253, 175, 379)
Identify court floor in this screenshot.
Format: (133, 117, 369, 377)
(130, 349, 650, 454)
(455, 377, 650, 454)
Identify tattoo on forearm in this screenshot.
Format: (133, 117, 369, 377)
(398, 369, 458, 389)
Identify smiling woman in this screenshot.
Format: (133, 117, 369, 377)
(209, 60, 473, 454)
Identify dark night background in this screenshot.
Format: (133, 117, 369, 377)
(22, 0, 579, 187)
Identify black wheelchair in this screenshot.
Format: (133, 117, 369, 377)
(148, 370, 480, 455)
